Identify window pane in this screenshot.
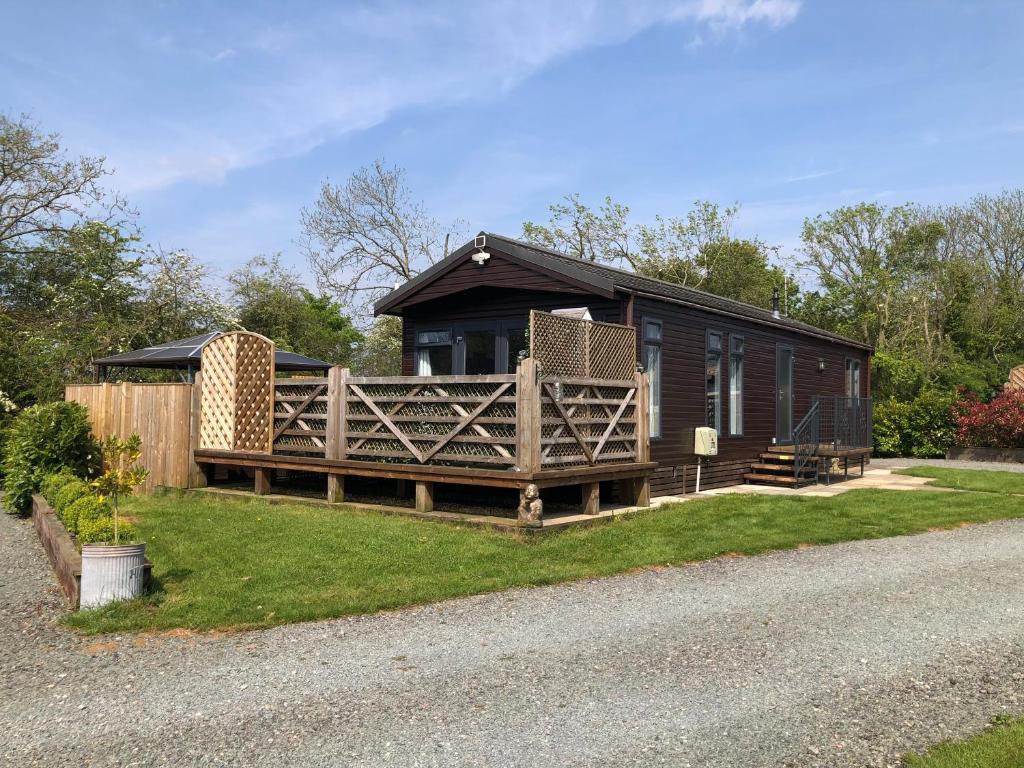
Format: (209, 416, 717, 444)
(645, 343, 661, 438)
(416, 346, 452, 376)
(644, 320, 661, 342)
(731, 337, 744, 355)
(729, 355, 743, 435)
(417, 330, 451, 345)
(464, 329, 497, 375)
(706, 354, 721, 432)
(708, 332, 722, 353)
(507, 328, 528, 371)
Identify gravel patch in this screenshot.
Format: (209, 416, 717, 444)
(872, 457, 1024, 473)
(4, 506, 1024, 767)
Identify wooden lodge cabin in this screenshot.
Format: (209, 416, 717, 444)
(376, 233, 873, 496)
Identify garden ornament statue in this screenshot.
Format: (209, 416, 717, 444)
(518, 483, 543, 526)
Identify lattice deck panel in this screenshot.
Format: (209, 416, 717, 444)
(199, 332, 275, 452)
(539, 379, 639, 468)
(529, 310, 636, 380)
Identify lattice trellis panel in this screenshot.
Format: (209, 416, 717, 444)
(344, 376, 518, 468)
(199, 332, 275, 452)
(529, 310, 635, 380)
(539, 379, 639, 468)
(1009, 365, 1024, 392)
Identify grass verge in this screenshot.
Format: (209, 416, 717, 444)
(65, 487, 1024, 635)
(895, 466, 1024, 495)
(904, 715, 1024, 767)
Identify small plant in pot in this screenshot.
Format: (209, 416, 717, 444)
(79, 434, 149, 609)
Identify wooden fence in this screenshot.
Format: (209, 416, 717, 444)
(266, 360, 648, 473)
(1009, 365, 1024, 392)
(65, 382, 196, 491)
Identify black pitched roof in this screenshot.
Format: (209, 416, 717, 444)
(376, 232, 871, 351)
(94, 332, 332, 371)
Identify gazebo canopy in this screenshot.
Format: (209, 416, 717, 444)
(94, 332, 331, 374)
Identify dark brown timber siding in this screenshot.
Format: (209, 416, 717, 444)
(631, 296, 869, 496)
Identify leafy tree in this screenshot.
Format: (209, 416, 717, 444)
(136, 248, 234, 344)
(301, 160, 465, 311)
(229, 255, 362, 365)
(523, 194, 634, 265)
(351, 316, 403, 376)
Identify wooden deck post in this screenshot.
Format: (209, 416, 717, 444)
(632, 370, 651, 507)
(516, 358, 541, 473)
(254, 467, 272, 495)
(325, 367, 348, 503)
(327, 474, 345, 503)
(187, 371, 207, 489)
(415, 481, 434, 513)
(582, 481, 601, 515)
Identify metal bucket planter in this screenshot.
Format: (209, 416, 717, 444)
(80, 543, 146, 609)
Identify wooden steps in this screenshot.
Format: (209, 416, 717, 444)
(743, 447, 820, 488)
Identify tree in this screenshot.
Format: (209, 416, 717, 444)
(229, 254, 362, 365)
(351, 315, 403, 376)
(137, 248, 234, 344)
(0, 113, 130, 262)
(522, 194, 634, 265)
(301, 160, 465, 312)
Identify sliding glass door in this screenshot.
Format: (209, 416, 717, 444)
(415, 319, 528, 375)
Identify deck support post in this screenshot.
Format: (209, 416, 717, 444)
(582, 482, 601, 515)
(254, 467, 272, 495)
(187, 370, 207, 489)
(327, 474, 345, 503)
(415, 481, 434, 513)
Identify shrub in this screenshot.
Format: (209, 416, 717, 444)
(1, 402, 98, 515)
(952, 388, 1024, 449)
(873, 390, 955, 458)
(40, 469, 80, 505)
(62, 495, 111, 537)
(77, 516, 137, 546)
(53, 478, 90, 515)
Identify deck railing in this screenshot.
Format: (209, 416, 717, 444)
(270, 359, 649, 473)
(812, 395, 873, 452)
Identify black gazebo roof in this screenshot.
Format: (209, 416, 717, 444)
(94, 332, 331, 372)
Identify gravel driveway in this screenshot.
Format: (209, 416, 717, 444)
(4, 508, 1024, 768)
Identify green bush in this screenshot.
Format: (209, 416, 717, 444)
(873, 390, 955, 458)
(53, 478, 90, 515)
(61, 495, 111, 537)
(40, 469, 80, 505)
(77, 515, 137, 546)
(1, 402, 98, 515)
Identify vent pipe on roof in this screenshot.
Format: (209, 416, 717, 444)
(772, 286, 781, 319)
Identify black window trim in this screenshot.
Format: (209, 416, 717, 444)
(706, 328, 723, 434)
(728, 333, 744, 437)
(641, 316, 663, 440)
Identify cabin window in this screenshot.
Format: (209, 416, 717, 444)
(415, 329, 452, 375)
(706, 330, 722, 433)
(845, 358, 861, 397)
(506, 326, 528, 371)
(728, 336, 744, 436)
(642, 318, 662, 438)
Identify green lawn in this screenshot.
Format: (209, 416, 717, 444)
(896, 466, 1024, 495)
(904, 716, 1024, 767)
(66, 487, 1024, 635)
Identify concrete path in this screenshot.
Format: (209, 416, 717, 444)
(702, 466, 945, 499)
(5, 502, 1024, 767)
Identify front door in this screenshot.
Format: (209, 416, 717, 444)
(776, 345, 794, 443)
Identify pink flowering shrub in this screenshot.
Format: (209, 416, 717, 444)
(951, 387, 1024, 449)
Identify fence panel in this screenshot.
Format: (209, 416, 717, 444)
(529, 310, 636, 380)
(538, 376, 640, 467)
(65, 383, 193, 491)
(342, 375, 518, 468)
(199, 331, 274, 452)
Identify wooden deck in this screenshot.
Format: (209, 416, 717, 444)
(190, 341, 654, 527)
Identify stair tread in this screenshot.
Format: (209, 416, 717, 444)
(750, 462, 818, 474)
(742, 472, 805, 485)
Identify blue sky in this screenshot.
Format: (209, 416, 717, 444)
(4, 1, 1024, 287)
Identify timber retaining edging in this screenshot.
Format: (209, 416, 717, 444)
(31, 494, 82, 607)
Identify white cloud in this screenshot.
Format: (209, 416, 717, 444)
(98, 1, 801, 193)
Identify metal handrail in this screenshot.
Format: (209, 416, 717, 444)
(811, 395, 873, 452)
(792, 400, 821, 482)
